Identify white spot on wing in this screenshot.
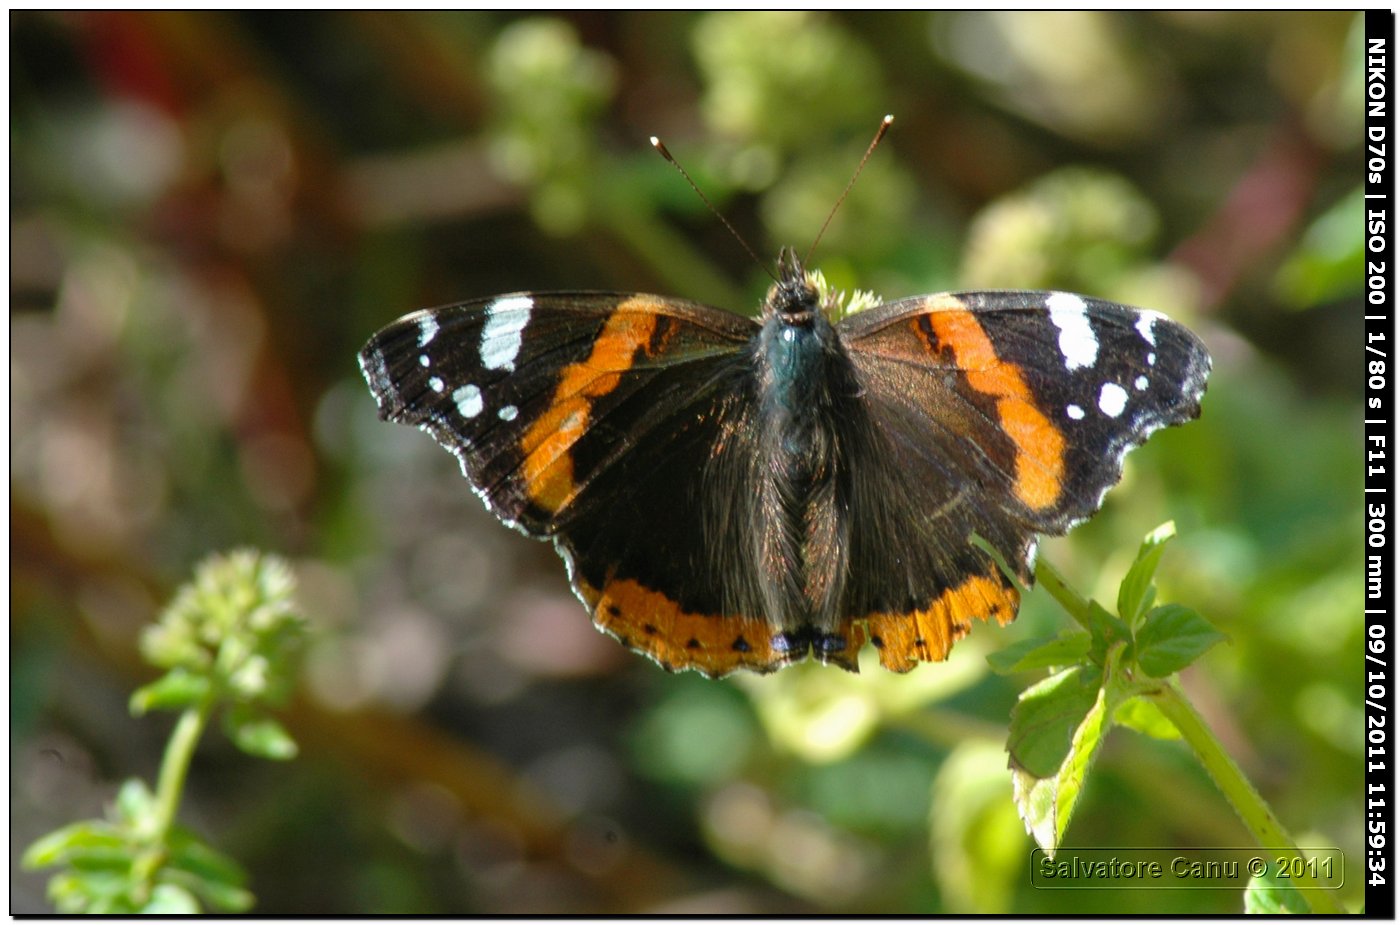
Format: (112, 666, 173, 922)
(498, 405, 518, 421)
(454, 384, 484, 418)
(1047, 292, 1098, 371)
(418, 316, 439, 346)
(1136, 312, 1159, 346)
(419, 354, 430, 367)
(1098, 382, 1128, 418)
(429, 376, 445, 393)
(1134, 375, 1149, 391)
(480, 296, 533, 371)
(1066, 404, 1085, 420)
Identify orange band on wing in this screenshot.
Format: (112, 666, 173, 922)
(861, 566, 1020, 672)
(580, 576, 791, 677)
(520, 301, 662, 513)
(920, 298, 1065, 511)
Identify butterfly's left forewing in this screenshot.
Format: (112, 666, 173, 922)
(360, 293, 755, 532)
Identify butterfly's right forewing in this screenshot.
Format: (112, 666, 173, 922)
(360, 292, 802, 675)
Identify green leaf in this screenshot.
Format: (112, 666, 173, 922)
(168, 826, 249, 888)
(1084, 600, 1131, 667)
(58, 846, 132, 872)
(164, 867, 255, 912)
(113, 778, 156, 824)
(130, 669, 211, 715)
(48, 869, 133, 913)
(1011, 680, 1110, 852)
(22, 821, 125, 868)
(141, 883, 201, 914)
(1243, 868, 1311, 914)
(1112, 695, 1181, 740)
(223, 710, 298, 760)
(1117, 522, 1175, 626)
(987, 633, 1092, 675)
(1007, 666, 1102, 778)
(1134, 604, 1227, 677)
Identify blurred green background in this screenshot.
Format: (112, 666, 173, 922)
(11, 11, 1365, 914)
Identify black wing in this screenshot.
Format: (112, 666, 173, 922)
(360, 292, 803, 676)
(833, 290, 1210, 671)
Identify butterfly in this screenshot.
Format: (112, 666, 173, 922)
(359, 245, 1210, 677)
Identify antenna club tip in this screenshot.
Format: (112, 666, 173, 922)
(882, 114, 895, 124)
(650, 136, 675, 162)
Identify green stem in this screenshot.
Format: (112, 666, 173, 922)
(1033, 556, 1092, 631)
(1145, 680, 1346, 915)
(133, 693, 216, 902)
(151, 699, 212, 839)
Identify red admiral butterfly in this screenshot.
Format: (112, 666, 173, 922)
(360, 253, 1209, 677)
(359, 133, 1210, 678)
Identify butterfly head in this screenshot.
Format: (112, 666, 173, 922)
(764, 247, 882, 325)
(764, 247, 822, 326)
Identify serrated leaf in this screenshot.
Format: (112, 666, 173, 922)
(22, 821, 125, 868)
(224, 711, 298, 760)
(1007, 666, 1102, 778)
(1117, 523, 1175, 626)
(141, 883, 201, 914)
(130, 669, 211, 715)
(1243, 869, 1311, 914)
(1113, 696, 1181, 740)
(1011, 683, 1110, 852)
(1135, 604, 1227, 677)
(988, 633, 1092, 675)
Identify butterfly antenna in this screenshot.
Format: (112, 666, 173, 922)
(803, 114, 894, 267)
(651, 135, 775, 282)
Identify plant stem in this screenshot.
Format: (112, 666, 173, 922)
(151, 696, 214, 841)
(1145, 680, 1347, 915)
(129, 696, 214, 905)
(1034, 556, 1092, 630)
